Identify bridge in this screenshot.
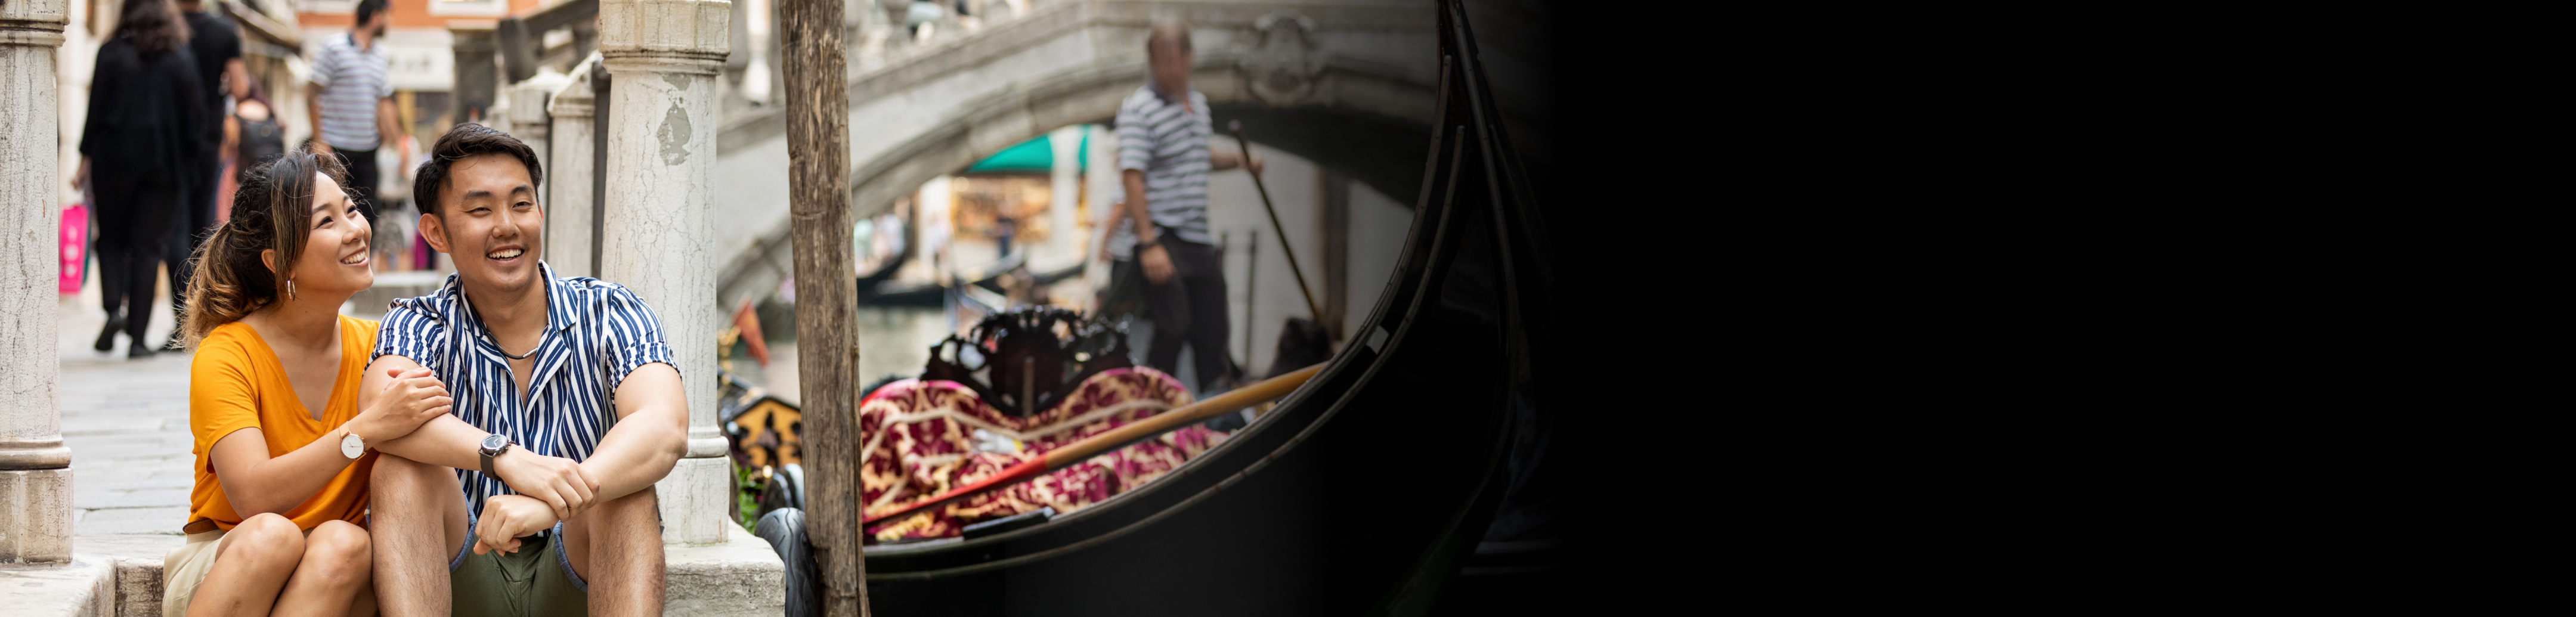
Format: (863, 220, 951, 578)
(705, 0, 1454, 308)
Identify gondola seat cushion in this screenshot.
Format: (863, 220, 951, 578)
(859, 366, 1227, 541)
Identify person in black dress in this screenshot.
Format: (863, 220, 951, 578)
(76, 0, 207, 358)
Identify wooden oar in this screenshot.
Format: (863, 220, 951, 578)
(862, 364, 1325, 529)
(1228, 120, 1328, 326)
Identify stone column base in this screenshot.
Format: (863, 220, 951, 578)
(655, 456, 735, 545)
(0, 556, 113, 617)
(0, 467, 74, 563)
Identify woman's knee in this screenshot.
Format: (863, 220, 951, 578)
(224, 513, 306, 568)
(302, 520, 374, 584)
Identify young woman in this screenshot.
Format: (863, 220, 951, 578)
(163, 151, 455, 617)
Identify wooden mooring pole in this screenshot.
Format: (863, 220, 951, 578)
(779, 0, 867, 613)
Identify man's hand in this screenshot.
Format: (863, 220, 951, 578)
(354, 367, 450, 443)
(491, 448, 599, 522)
(1244, 153, 1265, 176)
(472, 494, 560, 556)
(312, 140, 334, 157)
(1140, 243, 1175, 284)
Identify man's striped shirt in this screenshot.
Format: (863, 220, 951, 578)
(373, 263, 676, 519)
(309, 32, 389, 150)
(1114, 86, 1215, 245)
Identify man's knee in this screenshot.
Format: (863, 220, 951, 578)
(370, 453, 442, 494)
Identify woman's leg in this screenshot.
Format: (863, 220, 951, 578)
(271, 519, 373, 617)
(89, 175, 137, 329)
(184, 513, 306, 617)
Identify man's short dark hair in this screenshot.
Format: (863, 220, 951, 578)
(413, 123, 544, 218)
(355, 0, 389, 26)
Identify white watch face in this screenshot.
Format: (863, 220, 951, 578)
(342, 433, 366, 459)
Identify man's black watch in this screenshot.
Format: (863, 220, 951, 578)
(478, 434, 513, 477)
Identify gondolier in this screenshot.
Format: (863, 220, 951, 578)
(1116, 17, 1261, 393)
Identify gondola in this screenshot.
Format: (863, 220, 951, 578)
(862, 247, 1024, 306)
(809, 1, 1559, 613)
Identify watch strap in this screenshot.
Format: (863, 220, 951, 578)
(480, 438, 509, 477)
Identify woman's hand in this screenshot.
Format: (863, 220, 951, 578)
(472, 494, 560, 556)
(355, 367, 451, 443)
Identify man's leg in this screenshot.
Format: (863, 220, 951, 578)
(561, 486, 664, 617)
(167, 163, 217, 337)
(1143, 258, 1195, 376)
(369, 453, 469, 617)
(1174, 240, 1234, 390)
(338, 148, 381, 225)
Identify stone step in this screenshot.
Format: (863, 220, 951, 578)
(57, 526, 783, 616)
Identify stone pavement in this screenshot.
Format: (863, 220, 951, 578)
(58, 273, 196, 540)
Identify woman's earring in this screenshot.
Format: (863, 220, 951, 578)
(286, 279, 298, 300)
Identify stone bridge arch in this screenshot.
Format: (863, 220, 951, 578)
(711, 0, 1445, 308)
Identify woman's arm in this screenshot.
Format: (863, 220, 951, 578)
(210, 366, 454, 516)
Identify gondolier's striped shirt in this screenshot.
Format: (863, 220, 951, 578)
(373, 263, 676, 519)
(1114, 85, 1215, 246)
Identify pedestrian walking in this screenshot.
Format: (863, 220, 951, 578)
(1113, 18, 1263, 392)
(163, 0, 250, 349)
(76, 0, 209, 358)
(306, 0, 408, 226)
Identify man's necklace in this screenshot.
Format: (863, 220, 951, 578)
(496, 338, 538, 360)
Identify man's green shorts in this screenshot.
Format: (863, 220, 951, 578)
(449, 519, 587, 617)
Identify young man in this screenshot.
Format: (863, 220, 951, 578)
(307, 0, 410, 225)
(362, 125, 688, 617)
(1115, 18, 1263, 391)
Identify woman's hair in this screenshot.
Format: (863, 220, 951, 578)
(180, 150, 352, 348)
(115, 0, 191, 57)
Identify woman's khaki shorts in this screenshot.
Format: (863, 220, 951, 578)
(162, 526, 379, 616)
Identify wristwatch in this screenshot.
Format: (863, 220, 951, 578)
(478, 434, 514, 476)
(340, 430, 366, 460)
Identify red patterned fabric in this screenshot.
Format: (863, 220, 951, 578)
(859, 367, 1228, 541)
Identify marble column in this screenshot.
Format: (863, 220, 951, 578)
(545, 55, 598, 278)
(1042, 125, 1079, 270)
(596, 0, 732, 545)
(0, 0, 71, 565)
(504, 69, 567, 176)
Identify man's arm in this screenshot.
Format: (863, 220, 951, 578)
(306, 91, 330, 156)
(580, 362, 689, 501)
(225, 58, 249, 101)
(366, 355, 599, 520)
(1123, 169, 1175, 284)
(473, 362, 685, 555)
(1208, 148, 1262, 174)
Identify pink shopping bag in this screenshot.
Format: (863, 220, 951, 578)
(60, 202, 87, 294)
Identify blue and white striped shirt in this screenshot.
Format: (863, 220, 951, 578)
(373, 263, 676, 519)
(1114, 86, 1215, 245)
(308, 32, 389, 151)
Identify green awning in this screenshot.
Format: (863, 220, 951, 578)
(962, 128, 1092, 173)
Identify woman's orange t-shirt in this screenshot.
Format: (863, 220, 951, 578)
(186, 315, 382, 532)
